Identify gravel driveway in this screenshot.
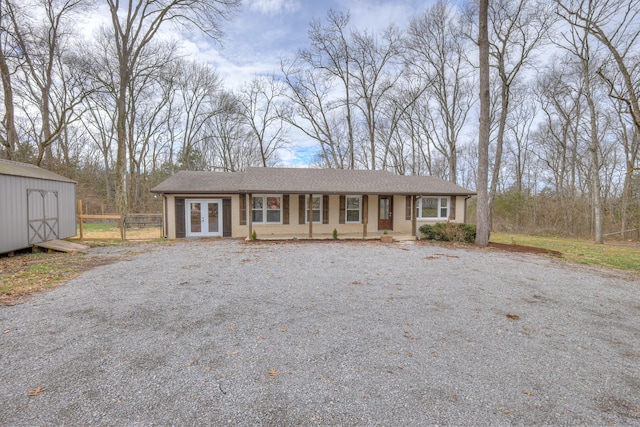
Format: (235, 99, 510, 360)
(1, 239, 639, 426)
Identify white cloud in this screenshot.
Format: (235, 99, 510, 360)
(247, 0, 301, 15)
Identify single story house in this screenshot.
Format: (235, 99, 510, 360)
(150, 167, 475, 239)
(0, 159, 77, 254)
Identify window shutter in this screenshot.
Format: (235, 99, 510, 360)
(323, 195, 329, 224)
(239, 194, 246, 225)
(223, 199, 232, 237)
(363, 195, 368, 223)
(339, 195, 345, 224)
(175, 198, 185, 238)
(449, 196, 456, 220)
(299, 195, 305, 224)
(405, 196, 412, 220)
(283, 195, 289, 224)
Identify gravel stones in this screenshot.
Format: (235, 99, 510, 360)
(1, 239, 639, 425)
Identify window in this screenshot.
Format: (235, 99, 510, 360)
(252, 195, 281, 223)
(305, 195, 322, 223)
(419, 197, 449, 219)
(346, 195, 361, 223)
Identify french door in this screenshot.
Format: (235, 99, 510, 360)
(186, 199, 222, 237)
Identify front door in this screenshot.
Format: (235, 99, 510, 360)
(378, 196, 393, 231)
(186, 199, 222, 237)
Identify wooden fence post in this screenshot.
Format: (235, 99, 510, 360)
(77, 199, 84, 240)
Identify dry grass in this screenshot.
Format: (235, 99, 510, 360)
(76, 223, 162, 240)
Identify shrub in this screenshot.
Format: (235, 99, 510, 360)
(333, 228, 338, 239)
(419, 222, 476, 243)
(251, 230, 257, 240)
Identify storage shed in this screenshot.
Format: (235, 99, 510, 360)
(0, 159, 77, 254)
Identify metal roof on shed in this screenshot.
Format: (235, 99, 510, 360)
(0, 159, 76, 183)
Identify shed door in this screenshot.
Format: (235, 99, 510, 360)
(28, 190, 59, 244)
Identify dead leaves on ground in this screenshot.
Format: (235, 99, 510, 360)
(27, 386, 46, 396)
(425, 253, 460, 260)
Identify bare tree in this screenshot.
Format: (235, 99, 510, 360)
(203, 91, 258, 172)
(172, 60, 222, 171)
(281, 58, 349, 168)
(349, 24, 404, 170)
(558, 0, 640, 238)
(557, 0, 640, 135)
(0, 0, 20, 159)
(476, 0, 490, 246)
(300, 10, 356, 168)
(105, 0, 239, 215)
(1, 0, 89, 166)
(486, 0, 554, 222)
(406, 0, 476, 183)
(238, 75, 289, 167)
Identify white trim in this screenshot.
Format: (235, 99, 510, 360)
(418, 196, 450, 220)
(185, 199, 223, 237)
(345, 195, 362, 224)
(305, 194, 322, 223)
(251, 194, 283, 224)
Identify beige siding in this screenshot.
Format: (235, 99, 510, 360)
(163, 193, 467, 239)
(391, 195, 413, 234)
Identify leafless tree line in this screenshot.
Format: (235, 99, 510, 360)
(1, 0, 638, 239)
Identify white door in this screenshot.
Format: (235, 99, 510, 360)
(186, 199, 222, 237)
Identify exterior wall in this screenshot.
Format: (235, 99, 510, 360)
(164, 192, 467, 239)
(0, 175, 76, 253)
(248, 195, 370, 238)
(164, 194, 241, 238)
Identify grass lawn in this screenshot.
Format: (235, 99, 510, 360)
(491, 232, 640, 272)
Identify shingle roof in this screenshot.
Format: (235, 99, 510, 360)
(0, 159, 76, 183)
(151, 167, 474, 196)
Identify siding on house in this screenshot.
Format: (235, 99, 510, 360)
(160, 193, 469, 239)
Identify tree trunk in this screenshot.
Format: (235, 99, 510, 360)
(476, 0, 491, 246)
(0, 53, 18, 159)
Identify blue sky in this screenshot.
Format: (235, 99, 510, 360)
(183, 0, 447, 89)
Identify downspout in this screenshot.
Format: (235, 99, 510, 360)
(464, 195, 472, 224)
(163, 195, 168, 238)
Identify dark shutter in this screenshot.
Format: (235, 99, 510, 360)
(323, 195, 329, 224)
(405, 196, 412, 220)
(223, 199, 231, 237)
(339, 195, 346, 224)
(239, 194, 246, 225)
(363, 195, 368, 224)
(299, 195, 305, 224)
(449, 196, 456, 221)
(175, 198, 185, 238)
(283, 195, 289, 224)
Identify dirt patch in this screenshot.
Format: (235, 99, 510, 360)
(0, 249, 121, 305)
(488, 241, 563, 257)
